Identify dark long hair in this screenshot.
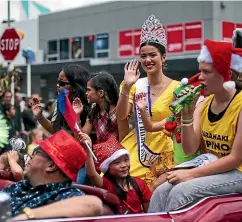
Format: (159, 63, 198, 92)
(139, 41, 167, 71)
(104, 172, 141, 201)
(88, 71, 119, 126)
(53, 64, 90, 132)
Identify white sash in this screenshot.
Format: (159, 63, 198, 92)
(134, 78, 160, 168)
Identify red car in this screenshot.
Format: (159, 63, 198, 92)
(1, 178, 242, 222)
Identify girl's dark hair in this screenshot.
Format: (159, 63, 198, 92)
(53, 64, 90, 133)
(140, 41, 166, 55)
(104, 172, 142, 201)
(139, 42, 167, 71)
(2, 104, 13, 116)
(2, 91, 12, 98)
(88, 71, 119, 125)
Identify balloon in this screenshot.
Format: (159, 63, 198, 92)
(17, 29, 25, 39)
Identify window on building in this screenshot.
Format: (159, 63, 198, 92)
(48, 40, 57, 55)
(95, 33, 109, 58)
(60, 39, 69, 60)
(47, 40, 58, 61)
(47, 57, 57, 61)
(84, 35, 95, 58)
(71, 37, 82, 59)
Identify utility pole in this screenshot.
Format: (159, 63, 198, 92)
(7, 0, 15, 104)
(7, 0, 10, 27)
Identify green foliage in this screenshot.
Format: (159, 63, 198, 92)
(0, 63, 22, 97)
(0, 112, 9, 149)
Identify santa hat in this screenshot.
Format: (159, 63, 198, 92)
(181, 72, 201, 87)
(197, 39, 242, 91)
(175, 72, 204, 98)
(180, 72, 205, 96)
(37, 130, 87, 181)
(93, 136, 129, 173)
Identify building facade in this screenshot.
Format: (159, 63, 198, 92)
(2, 1, 242, 101)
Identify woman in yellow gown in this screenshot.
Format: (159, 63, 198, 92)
(116, 15, 180, 187)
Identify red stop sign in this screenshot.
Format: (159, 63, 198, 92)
(0, 28, 20, 61)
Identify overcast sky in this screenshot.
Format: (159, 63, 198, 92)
(0, 0, 115, 22)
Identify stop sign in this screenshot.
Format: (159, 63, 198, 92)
(0, 28, 20, 61)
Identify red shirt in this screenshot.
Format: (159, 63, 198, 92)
(102, 177, 152, 214)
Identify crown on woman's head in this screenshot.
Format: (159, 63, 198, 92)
(140, 14, 167, 49)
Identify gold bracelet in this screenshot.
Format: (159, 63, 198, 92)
(22, 207, 35, 219)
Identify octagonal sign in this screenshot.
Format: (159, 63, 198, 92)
(0, 28, 20, 61)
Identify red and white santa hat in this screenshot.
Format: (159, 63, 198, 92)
(181, 72, 205, 96)
(197, 39, 242, 91)
(93, 136, 130, 173)
(181, 72, 201, 87)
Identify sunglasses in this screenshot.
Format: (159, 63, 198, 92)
(57, 79, 70, 87)
(32, 147, 51, 160)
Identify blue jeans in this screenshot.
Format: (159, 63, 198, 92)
(148, 169, 242, 212)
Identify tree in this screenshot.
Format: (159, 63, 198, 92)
(0, 63, 22, 97)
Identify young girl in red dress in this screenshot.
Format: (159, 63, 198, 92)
(78, 133, 152, 214)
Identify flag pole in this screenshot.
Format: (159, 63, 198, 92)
(75, 123, 98, 163)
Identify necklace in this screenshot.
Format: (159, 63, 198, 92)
(151, 85, 163, 96)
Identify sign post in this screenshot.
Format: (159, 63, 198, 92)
(0, 28, 20, 61)
(0, 28, 21, 104)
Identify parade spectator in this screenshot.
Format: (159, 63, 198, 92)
(2, 91, 12, 105)
(27, 128, 44, 155)
(22, 98, 37, 132)
(0, 91, 12, 113)
(0, 150, 25, 181)
(2, 104, 17, 152)
(14, 92, 23, 135)
(43, 100, 54, 120)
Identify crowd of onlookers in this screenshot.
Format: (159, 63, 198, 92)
(0, 91, 54, 155)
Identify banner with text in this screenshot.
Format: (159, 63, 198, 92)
(118, 21, 203, 57)
(167, 24, 183, 53)
(185, 21, 203, 52)
(222, 21, 242, 42)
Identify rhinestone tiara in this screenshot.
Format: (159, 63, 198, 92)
(140, 14, 167, 49)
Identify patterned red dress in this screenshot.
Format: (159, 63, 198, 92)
(93, 109, 118, 142)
